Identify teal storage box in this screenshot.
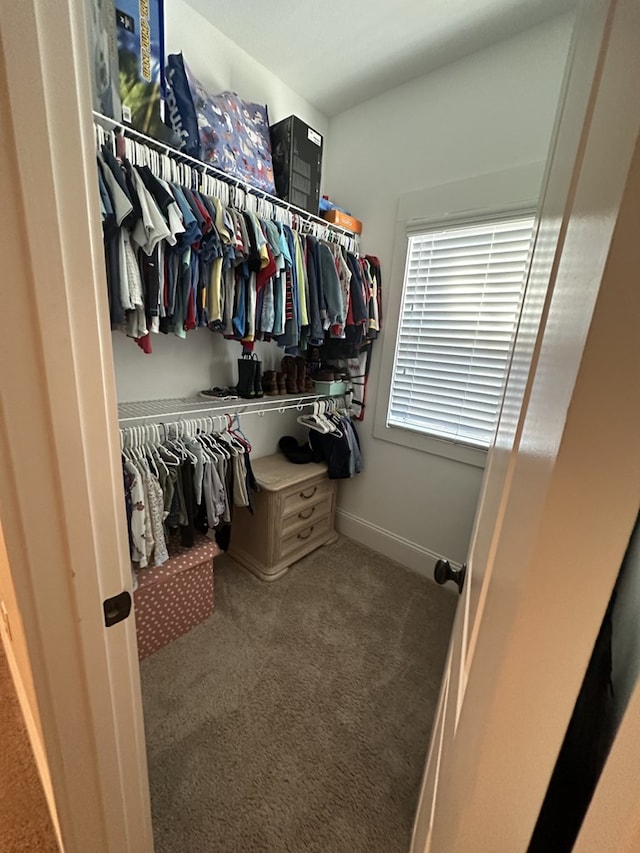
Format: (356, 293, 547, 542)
(313, 380, 347, 396)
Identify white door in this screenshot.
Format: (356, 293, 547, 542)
(0, 2, 153, 851)
(412, 0, 640, 850)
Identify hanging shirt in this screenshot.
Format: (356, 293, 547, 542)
(144, 469, 169, 567)
(365, 254, 383, 338)
(202, 459, 227, 532)
(330, 244, 352, 338)
(157, 178, 186, 246)
(293, 232, 309, 327)
(98, 166, 125, 328)
(232, 265, 247, 338)
(138, 166, 176, 231)
(305, 235, 324, 346)
(124, 459, 151, 566)
(345, 251, 369, 346)
(272, 223, 291, 337)
(247, 211, 269, 270)
(211, 196, 232, 245)
(140, 244, 162, 332)
(98, 150, 135, 228)
(318, 241, 344, 326)
(131, 168, 171, 256)
(170, 184, 201, 249)
(121, 231, 145, 334)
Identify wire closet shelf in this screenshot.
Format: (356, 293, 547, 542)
(117, 393, 350, 426)
(93, 111, 360, 252)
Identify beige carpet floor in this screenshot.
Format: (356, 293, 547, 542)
(140, 535, 456, 853)
(0, 645, 59, 853)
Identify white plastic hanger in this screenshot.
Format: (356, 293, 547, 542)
(147, 425, 169, 477)
(297, 401, 331, 434)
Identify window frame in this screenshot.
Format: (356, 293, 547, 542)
(387, 211, 536, 452)
(372, 164, 544, 468)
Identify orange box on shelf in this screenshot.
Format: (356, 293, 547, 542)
(322, 209, 363, 234)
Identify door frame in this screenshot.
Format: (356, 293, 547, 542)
(0, 2, 153, 851)
(412, 0, 640, 849)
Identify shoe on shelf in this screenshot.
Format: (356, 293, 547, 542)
(281, 356, 298, 394)
(263, 370, 278, 396)
(295, 355, 307, 394)
(236, 354, 257, 399)
(253, 354, 264, 398)
(199, 386, 239, 399)
(311, 370, 336, 382)
(276, 371, 287, 395)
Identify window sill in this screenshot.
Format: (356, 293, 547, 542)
(372, 421, 487, 468)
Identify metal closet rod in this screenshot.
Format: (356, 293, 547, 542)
(117, 393, 349, 425)
(92, 111, 358, 241)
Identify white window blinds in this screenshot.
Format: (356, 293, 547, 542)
(388, 214, 535, 449)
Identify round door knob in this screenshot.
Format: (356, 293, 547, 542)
(434, 559, 467, 594)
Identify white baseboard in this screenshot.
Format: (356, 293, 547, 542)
(335, 509, 460, 588)
(0, 625, 63, 848)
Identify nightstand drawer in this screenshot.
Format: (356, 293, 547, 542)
(228, 454, 338, 582)
(281, 495, 333, 535)
(281, 478, 334, 518)
(278, 513, 332, 562)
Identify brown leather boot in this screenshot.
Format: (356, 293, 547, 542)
(276, 372, 287, 395)
(295, 356, 307, 393)
(263, 370, 278, 396)
(281, 356, 298, 394)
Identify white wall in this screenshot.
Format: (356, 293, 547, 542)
(112, 0, 330, 457)
(324, 14, 575, 566)
(113, 7, 575, 559)
(165, 0, 328, 138)
(112, 332, 309, 458)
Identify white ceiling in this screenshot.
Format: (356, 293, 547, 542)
(184, 0, 575, 117)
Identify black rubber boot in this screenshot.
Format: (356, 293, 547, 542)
(253, 355, 264, 398)
(236, 355, 256, 399)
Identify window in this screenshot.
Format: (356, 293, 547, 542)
(387, 214, 535, 450)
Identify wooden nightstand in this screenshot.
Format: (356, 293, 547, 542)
(228, 454, 338, 582)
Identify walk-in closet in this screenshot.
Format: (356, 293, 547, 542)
(95, 0, 457, 844)
(3, 1, 640, 852)
(87, 0, 480, 847)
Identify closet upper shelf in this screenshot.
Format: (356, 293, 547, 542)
(92, 111, 360, 247)
(117, 394, 344, 425)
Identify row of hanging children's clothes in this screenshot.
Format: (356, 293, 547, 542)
(122, 420, 257, 571)
(96, 127, 382, 356)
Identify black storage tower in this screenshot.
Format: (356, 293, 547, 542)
(270, 115, 323, 215)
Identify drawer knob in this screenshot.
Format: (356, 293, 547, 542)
(298, 507, 315, 520)
(298, 526, 315, 541)
(299, 486, 317, 500)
